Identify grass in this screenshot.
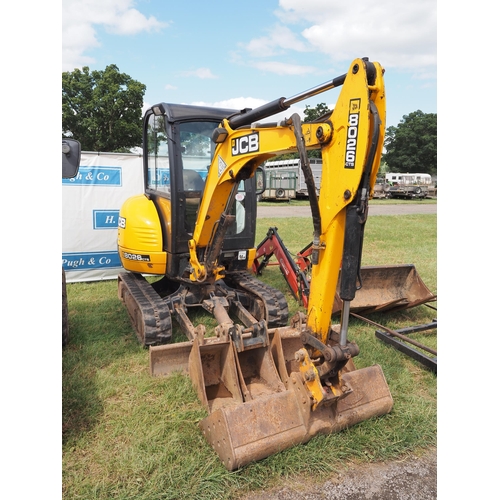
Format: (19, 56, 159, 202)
(63, 213, 437, 500)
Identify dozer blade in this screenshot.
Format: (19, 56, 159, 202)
(150, 327, 393, 470)
(333, 264, 436, 315)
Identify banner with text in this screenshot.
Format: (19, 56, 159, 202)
(62, 152, 143, 283)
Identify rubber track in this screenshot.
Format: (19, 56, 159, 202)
(118, 272, 172, 346)
(226, 271, 289, 327)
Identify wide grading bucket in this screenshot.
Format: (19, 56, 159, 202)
(333, 264, 436, 315)
(150, 326, 393, 470)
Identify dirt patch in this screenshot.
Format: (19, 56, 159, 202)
(242, 448, 437, 500)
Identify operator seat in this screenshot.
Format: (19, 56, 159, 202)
(183, 169, 205, 233)
(183, 169, 205, 194)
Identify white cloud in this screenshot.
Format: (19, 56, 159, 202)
(258, 0, 436, 73)
(62, 0, 169, 71)
(106, 8, 166, 35)
(244, 24, 310, 57)
(142, 101, 152, 116)
(180, 68, 218, 79)
(194, 97, 268, 111)
(252, 60, 316, 76)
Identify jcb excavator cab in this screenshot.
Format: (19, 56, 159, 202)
(118, 103, 286, 346)
(144, 105, 259, 273)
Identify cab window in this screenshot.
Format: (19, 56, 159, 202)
(146, 114, 170, 195)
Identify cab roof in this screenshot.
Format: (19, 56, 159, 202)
(150, 103, 239, 123)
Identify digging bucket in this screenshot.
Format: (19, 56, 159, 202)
(150, 327, 393, 470)
(333, 264, 436, 315)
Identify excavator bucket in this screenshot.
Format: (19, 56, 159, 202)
(149, 326, 393, 470)
(333, 264, 436, 315)
(253, 229, 435, 314)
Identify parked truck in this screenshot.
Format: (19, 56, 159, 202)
(386, 173, 432, 199)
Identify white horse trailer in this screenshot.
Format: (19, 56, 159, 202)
(261, 158, 323, 200)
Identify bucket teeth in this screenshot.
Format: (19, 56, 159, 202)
(151, 328, 393, 470)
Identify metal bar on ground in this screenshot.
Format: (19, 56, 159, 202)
(375, 327, 437, 374)
(350, 312, 437, 374)
(350, 312, 437, 355)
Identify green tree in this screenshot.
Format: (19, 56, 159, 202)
(383, 110, 437, 176)
(62, 65, 146, 152)
(273, 103, 332, 161)
(303, 102, 331, 122)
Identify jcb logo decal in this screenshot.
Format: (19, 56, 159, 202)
(232, 132, 259, 156)
(345, 99, 360, 169)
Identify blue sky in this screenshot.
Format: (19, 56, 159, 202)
(62, 0, 437, 129)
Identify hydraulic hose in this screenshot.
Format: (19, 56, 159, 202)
(290, 113, 322, 263)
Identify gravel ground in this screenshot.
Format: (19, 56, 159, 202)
(242, 448, 437, 500)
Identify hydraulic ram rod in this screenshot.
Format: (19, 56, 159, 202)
(283, 73, 347, 107)
(227, 73, 347, 129)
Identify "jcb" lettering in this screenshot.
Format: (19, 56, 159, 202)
(232, 133, 259, 156)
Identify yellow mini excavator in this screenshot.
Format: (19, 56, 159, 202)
(117, 58, 394, 470)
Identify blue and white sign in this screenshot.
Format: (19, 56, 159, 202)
(93, 210, 120, 229)
(62, 251, 121, 271)
(62, 166, 122, 186)
(62, 152, 144, 282)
